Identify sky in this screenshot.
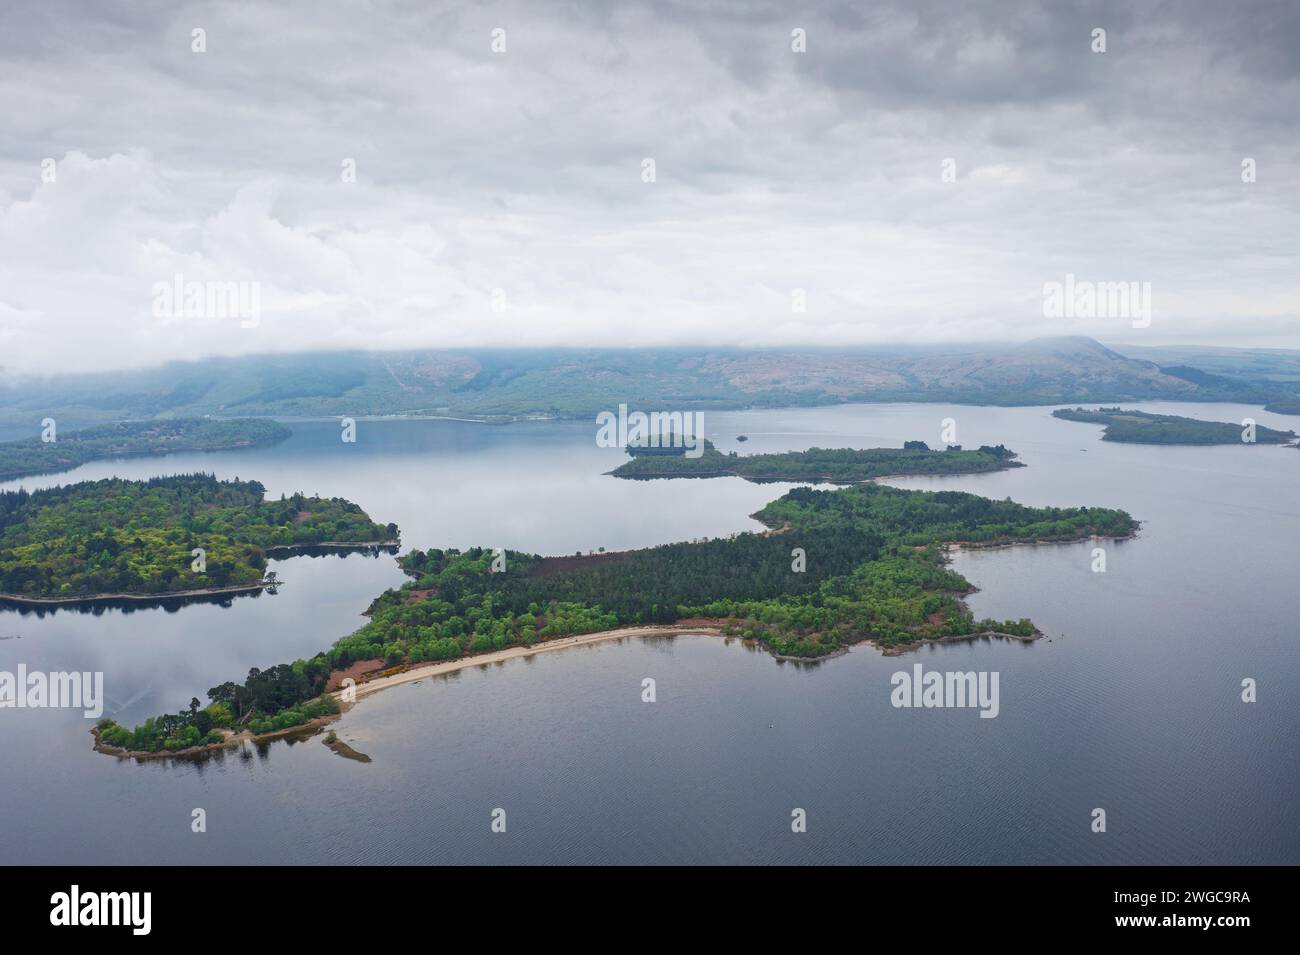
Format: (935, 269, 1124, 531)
(1, 0, 1298, 375)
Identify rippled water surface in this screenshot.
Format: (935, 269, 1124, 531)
(1, 403, 1296, 863)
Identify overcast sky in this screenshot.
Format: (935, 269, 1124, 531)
(1, 0, 1298, 375)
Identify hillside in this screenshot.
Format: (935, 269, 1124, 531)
(0, 337, 1279, 428)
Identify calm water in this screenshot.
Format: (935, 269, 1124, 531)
(1, 403, 1296, 864)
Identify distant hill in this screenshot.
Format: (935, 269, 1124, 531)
(0, 337, 1281, 428)
(1114, 343, 1300, 412)
(1113, 343, 1300, 386)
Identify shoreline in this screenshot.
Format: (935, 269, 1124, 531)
(344, 624, 726, 701)
(1, 540, 399, 608)
(264, 539, 400, 554)
(941, 529, 1140, 555)
(870, 628, 1042, 656)
(0, 582, 271, 607)
(610, 461, 1024, 485)
(84, 524, 1137, 762)
(92, 710, 347, 761)
(87, 622, 1043, 761)
(89, 624, 724, 761)
(0, 433, 291, 484)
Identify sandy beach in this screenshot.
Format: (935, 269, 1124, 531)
(92, 620, 1041, 761)
(91, 625, 719, 760)
(342, 624, 724, 701)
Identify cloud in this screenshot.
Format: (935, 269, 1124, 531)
(0, 0, 1297, 375)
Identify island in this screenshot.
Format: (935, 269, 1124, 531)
(94, 479, 1135, 756)
(0, 418, 291, 481)
(0, 474, 396, 604)
(1052, 407, 1297, 445)
(611, 439, 1023, 483)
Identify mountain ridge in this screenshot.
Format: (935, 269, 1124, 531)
(0, 337, 1289, 429)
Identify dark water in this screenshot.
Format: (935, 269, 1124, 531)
(0, 403, 1296, 864)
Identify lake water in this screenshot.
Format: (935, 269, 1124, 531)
(1, 402, 1297, 864)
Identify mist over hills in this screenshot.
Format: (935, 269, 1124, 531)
(2, 336, 1295, 429)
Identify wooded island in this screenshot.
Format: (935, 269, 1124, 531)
(1052, 407, 1296, 445)
(0, 474, 395, 602)
(611, 439, 1023, 482)
(95, 479, 1134, 755)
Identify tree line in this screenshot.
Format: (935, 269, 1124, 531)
(1052, 407, 1296, 445)
(612, 441, 1023, 482)
(98, 479, 1136, 753)
(0, 474, 394, 598)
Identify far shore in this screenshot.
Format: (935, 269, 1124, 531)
(0, 432, 290, 484)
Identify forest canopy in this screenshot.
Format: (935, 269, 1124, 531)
(99, 480, 1135, 754)
(612, 441, 1022, 482)
(0, 473, 394, 599)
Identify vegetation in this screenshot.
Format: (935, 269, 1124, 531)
(1116, 343, 1300, 400)
(0, 418, 291, 480)
(98, 481, 1135, 754)
(0, 474, 395, 599)
(1264, 396, 1300, 416)
(97, 692, 341, 754)
(1052, 407, 1296, 445)
(612, 440, 1022, 483)
(623, 433, 713, 457)
(1, 337, 1282, 429)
